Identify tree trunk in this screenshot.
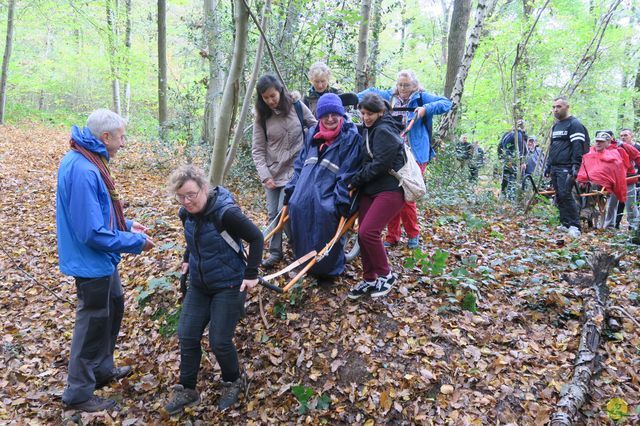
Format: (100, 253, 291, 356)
(439, 0, 451, 67)
(158, 0, 168, 141)
(223, 0, 271, 179)
(39, 25, 53, 111)
(203, 0, 226, 146)
(208, 0, 249, 185)
(550, 252, 620, 425)
(634, 63, 640, 133)
(0, 0, 17, 125)
(276, 0, 301, 80)
(123, 0, 132, 120)
(444, 0, 472, 98)
(355, 0, 372, 92)
(368, 0, 383, 88)
(436, 0, 496, 146)
(106, 0, 121, 115)
(399, 1, 407, 57)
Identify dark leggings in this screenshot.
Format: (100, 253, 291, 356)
(177, 285, 243, 388)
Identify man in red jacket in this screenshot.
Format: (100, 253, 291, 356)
(600, 131, 636, 228)
(615, 129, 640, 230)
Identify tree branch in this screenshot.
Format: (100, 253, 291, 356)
(240, 0, 287, 91)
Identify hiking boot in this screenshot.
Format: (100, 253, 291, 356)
(261, 254, 282, 269)
(557, 225, 569, 232)
(567, 226, 581, 238)
(64, 396, 117, 412)
(371, 272, 397, 298)
(383, 241, 398, 248)
(218, 372, 248, 411)
(96, 365, 133, 389)
(347, 280, 376, 300)
(407, 237, 420, 249)
(164, 384, 200, 415)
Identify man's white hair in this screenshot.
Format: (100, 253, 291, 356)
(86, 109, 127, 138)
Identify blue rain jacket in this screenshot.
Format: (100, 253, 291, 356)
(357, 88, 452, 164)
(285, 119, 362, 276)
(56, 126, 146, 278)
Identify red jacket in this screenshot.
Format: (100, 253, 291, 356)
(617, 142, 640, 184)
(578, 147, 627, 202)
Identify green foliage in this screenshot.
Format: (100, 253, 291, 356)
(461, 292, 478, 313)
(291, 385, 314, 414)
(290, 385, 330, 414)
(137, 276, 173, 305)
(462, 212, 486, 232)
(273, 301, 287, 320)
(158, 307, 182, 337)
(405, 248, 449, 277)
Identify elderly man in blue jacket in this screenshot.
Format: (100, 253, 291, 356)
(56, 109, 154, 412)
(358, 70, 452, 248)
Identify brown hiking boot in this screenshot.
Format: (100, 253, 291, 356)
(64, 396, 118, 412)
(96, 365, 133, 389)
(164, 384, 200, 415)
(218, 372, 248, 411)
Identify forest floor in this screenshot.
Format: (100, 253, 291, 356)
(1, 123, 639, 425)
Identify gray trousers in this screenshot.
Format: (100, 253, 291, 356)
(62, 271, 124, 405)
(264, 186, 288, 257)
(604, 194, 619, 229)
(625, 184, 639, 230)
(604, 184, 639, 229)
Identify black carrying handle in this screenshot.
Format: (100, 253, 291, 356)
(258, 277, 284, 293)
(339, 92, 359, 107)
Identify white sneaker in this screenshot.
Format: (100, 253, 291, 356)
(557, 225, 569, 232)
(567, 226, 581, 238)
(370, 272, 397, 298)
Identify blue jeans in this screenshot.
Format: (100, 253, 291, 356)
(177, 285, 244, 388)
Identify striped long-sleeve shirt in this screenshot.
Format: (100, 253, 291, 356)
(548, 116, 590, 170)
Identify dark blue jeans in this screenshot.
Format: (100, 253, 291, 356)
(551, 166, 580, 229)
(177, 284, 243, 388)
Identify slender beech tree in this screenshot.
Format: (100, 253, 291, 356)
(203, 0, 226, 146)
(355, 0, 372, 91)
(208, 0, 248, 185)
(158, 0, 168, 141)
(106, 0, 121, 114)
(437, 0, 497, 146)
(123, 0, 132, 119)
(368, 0, 383, 88)
(223, 0, 272, 179)
(444, 0, 472, 98)
(0, 0, 17, 124)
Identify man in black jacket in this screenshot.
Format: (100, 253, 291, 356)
(498, 121, 527, 200)
(545, 97, 590, 238)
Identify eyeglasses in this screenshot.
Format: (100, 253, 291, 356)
(175, 189, 201, 203)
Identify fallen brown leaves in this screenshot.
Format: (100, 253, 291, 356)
(1, 123, 638, 424)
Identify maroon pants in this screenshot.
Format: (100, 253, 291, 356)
(358, 190, 405, 281)
(386, 162, 427, 242)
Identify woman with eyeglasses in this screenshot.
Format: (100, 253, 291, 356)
(252, 73, 317, 269)
(357, 70, 452, 249)
(163, 165, 263, 414)
(283, 93, 362, 285)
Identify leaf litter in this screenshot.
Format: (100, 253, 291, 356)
(0, 124, 638, 424)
